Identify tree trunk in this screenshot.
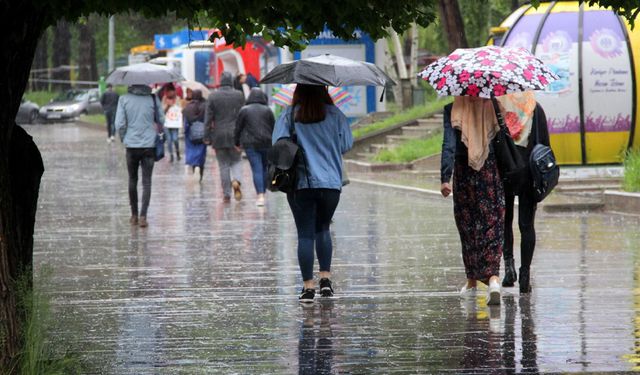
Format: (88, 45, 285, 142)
(52, 20, 71, 91)
(32, 30, 49, 91)
(383, 40, 404, 108)
(78, 23, 98, 82)
(409, 23, 419, 87)
(389, 28, 408, 80)
(0, 1, 47, 370)
(437, 0, 468, 51)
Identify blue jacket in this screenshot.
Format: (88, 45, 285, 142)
(272, 105, 353, 190)
(115, 85, 165, 148)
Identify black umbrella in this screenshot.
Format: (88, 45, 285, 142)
(260, 54, 395, 87)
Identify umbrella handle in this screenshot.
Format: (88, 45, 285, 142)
(379, 87, 386, 102)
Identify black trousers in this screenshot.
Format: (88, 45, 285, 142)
(105, 111, 116, 138)
(504, 187, 537, 268)
(126, 148, 155, 217)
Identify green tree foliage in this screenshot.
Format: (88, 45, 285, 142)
(459, 0, 514, 48)
(90, 12, 181, 64)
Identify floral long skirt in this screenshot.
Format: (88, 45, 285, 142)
(453, 154, 505, 281)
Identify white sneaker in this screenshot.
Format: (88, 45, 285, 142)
(256, 194, 265, 207)
(460, 283, 477, 298)
(110, 136, 115, 141)
(487, 279, 501, 305)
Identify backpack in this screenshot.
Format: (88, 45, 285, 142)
(266, 107, 310, 193)
(189, 121, 205, 144)
(267, 138, 300, 193)
(529, 121, 559, 202)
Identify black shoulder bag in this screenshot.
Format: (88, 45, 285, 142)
(529, 117, 559, 202)
(267, 107, 311, 193)
(151, 94, 165, 162)
(491, 97, 528, 194)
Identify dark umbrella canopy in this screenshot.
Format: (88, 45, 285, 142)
(260, 54, 395, 87)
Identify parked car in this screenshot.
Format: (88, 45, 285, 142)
(39, 89, 103, 121)
(16, 98, 40, 124)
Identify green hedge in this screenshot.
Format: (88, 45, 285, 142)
(623, 149, 640, 192)
(23, 91, 58, 106)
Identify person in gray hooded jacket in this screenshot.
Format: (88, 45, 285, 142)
(204, 71, 246, 202)
(234, 87, 275, 206)
(115, 84, 164, 228)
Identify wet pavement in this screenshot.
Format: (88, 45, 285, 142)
(28, 123, 640, 374)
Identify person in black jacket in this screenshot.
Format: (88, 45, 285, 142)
(100, 84, 119, 143)
(234, 88, 275, 206)
(496, 93, 550, 293)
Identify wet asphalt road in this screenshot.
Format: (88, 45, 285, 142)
(28, 123, 640, 374)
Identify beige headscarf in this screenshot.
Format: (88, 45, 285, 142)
(451, 96, 499, 171)
(496, 91, 536, 147)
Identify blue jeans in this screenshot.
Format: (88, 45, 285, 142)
(166, 128, 179, 155)
(245, 148, 269, 194)
(287, 189, 341, 281)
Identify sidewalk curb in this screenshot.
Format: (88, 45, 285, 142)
(349, 178, 629, 215)
(350, 178, 444, 197)
(603, 190, 640, 216)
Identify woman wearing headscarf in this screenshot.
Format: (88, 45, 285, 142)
(496, 92, 550, 293)
(272, 84, 353, 303)
(440, 96, 504, 305)
(182, 90, 207, 181)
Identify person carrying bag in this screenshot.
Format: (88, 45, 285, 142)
(114, 85, 165, 228)
(271, 85, 353, 303)
(495, 92, 553, 293)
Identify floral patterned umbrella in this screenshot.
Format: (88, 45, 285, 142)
(418, 46, 558, 98)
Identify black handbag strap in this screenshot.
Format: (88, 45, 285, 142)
(533, 105, 540, 146)
(490, 97, 507, 133)
(289, 106, 312, 189)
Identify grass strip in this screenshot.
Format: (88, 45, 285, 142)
(352, 98, 452, 139)
(372, 132, 443, 163)
(79, 114, 105, 125)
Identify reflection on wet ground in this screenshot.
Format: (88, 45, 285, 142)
(29, 123, 640, 374)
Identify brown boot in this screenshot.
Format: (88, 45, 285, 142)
(130, 215, 138, 225)
(139, 216, 148, 228)
(231, 180, 242, 201)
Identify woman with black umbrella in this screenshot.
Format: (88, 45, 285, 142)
(272, 84, 353, 303)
